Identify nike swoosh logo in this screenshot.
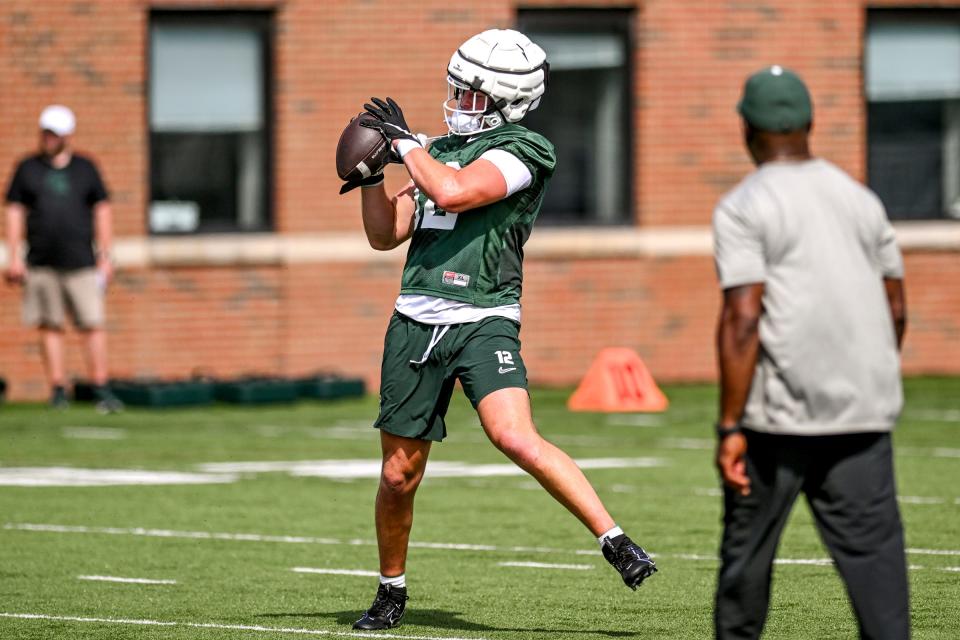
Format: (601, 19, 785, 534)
(498, 367, 517, 374)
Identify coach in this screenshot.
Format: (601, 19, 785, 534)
(711, 66, 910, 639)
(4, 105, 122, 412)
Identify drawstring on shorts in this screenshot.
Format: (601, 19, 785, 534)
(409, 324, 451, 366)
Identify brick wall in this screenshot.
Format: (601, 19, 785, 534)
(1, 0, 959, 400)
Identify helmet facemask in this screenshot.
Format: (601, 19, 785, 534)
(443, 76, 504, 135)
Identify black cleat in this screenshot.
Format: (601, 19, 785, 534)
(353, 584, 408, 630)
(49, 386, 70, 410)
(602, 534, 657, 590)
(94, 385, 124, 415)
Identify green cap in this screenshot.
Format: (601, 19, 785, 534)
(737, 65, 812, 133)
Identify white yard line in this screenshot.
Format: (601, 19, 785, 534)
(292, 568, 378, 577)
(7, 522, 960, 568)
(942, 567, 960, 573)
(61, 427, 127, 440)
(0, 468, 237, 487)
(773, 559, 833, 566)
(0, 612, 487, 640)
(903, 409, 960, 423)
(898, 496, 947, 505)
(907, 548, 960, 557)
(498, 561, 593, 570)
(78, 575, 177, 585)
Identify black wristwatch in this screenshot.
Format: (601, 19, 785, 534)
(715, 422, 743, 439)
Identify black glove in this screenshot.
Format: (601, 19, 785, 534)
(361, 97, 420, 148)
(339, 172, 384, 195)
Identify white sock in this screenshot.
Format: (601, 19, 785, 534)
(379, 573, 406, 589)
(597, 525, 624, 547)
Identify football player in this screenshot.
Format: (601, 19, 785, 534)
(345, 29, 657, 630)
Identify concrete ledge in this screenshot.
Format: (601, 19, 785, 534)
(1, 222, 957, 268)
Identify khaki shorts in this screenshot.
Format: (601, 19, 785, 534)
(23, 267, 105, 330)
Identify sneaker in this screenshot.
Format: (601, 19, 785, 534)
(49, 385, 70, 410)
(602, 534, 657, 590)
(93, 386, 124, 414)
(352, 584, 408, 630)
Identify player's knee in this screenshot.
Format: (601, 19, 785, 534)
(380, 462, 421, 496)
(491, 430, 544, 470)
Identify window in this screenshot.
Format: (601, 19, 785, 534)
(149, 12, 272, 233)
(517, 9, 633, 225)
(866, 11, 960, 220)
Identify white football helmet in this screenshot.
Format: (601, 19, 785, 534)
(444, 29, 549, 135)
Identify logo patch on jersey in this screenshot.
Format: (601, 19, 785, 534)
(442, 271, 470, 288)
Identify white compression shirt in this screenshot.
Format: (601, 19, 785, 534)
(395, 148, 532, 326)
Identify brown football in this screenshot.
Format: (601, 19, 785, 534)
(336, 113, 391, 181)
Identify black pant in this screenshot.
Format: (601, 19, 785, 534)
(715, 430, 910, 640)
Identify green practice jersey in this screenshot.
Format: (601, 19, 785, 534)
(400, 124, 556, 307)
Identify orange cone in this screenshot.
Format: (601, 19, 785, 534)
(567, 348, 668, 412)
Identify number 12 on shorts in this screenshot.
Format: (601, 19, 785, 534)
(495, 350, 514, 365)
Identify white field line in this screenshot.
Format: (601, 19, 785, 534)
(773, 559, 833, 566)
(898, 496, 947, 505)
(0, 468, 238, 487)
(61, 427, 127, 440)
(7, 522, 960, 568)
(604, 414, 664, 428)
(0, 612, 487, 640)
(943, 567, 960, 573)
(903, 409, 960, 423)
(197, 458, 665, 479)
(658, 437, 713, 450)
(78, 575, 177, 585)
(498, 561, 593, 570)
(292, 567, 378, 577)
(906, 548, 960, 556)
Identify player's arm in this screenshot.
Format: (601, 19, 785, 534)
(94, 201, 114, 281)
(360, 97, 510, 213)
(4, 202, 27, 284)
(399, 148, 507, 213)
(715, 282, 764, 496)
(717, 283, 764, 426)
(883, 277, 906, 350)
(360, 180, 416, 251)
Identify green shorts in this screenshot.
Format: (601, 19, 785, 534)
(375, 311, 529, 442)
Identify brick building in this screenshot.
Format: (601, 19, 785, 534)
(1, 1, 958, 400)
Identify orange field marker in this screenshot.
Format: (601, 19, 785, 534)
(568, 348, 669, 413)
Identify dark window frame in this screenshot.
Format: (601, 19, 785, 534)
(147, 10, 275, 235)
(865, 8, 960, 221)
(517, 8, 635, 226)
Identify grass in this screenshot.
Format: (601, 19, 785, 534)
(0, 378, 958, 639)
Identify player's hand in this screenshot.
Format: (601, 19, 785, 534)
(361, 97, 421, 151)
(339, 172, 384, 195)
(4, 256, 25, 286)
(715, 431, 751, 496)
(96, 256, 114, 287)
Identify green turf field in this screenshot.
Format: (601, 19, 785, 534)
(1, 378, 958, 639)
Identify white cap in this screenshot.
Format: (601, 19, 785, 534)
(39, 105, 76, 136)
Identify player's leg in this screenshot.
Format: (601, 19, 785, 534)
(477, 388, 614, 533)
(355, 312, 455, 630)
(66, 268, 121, 413)
(83, 328, 109, 386)
(39, 328, 67, 406)
(459, 317, 655, 588)
(375, 431, 432, 578)
(25, 268, 69, 407)
(715, 430, 804, 640)
(804, 433, 909, 640)
(475, 388, 655, 588)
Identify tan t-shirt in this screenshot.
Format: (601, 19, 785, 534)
(713, 158, 904, 435)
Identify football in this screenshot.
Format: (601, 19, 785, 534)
(336, 113, 391, 182)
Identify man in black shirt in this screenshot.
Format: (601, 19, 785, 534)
(4, 105, 122, 412)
